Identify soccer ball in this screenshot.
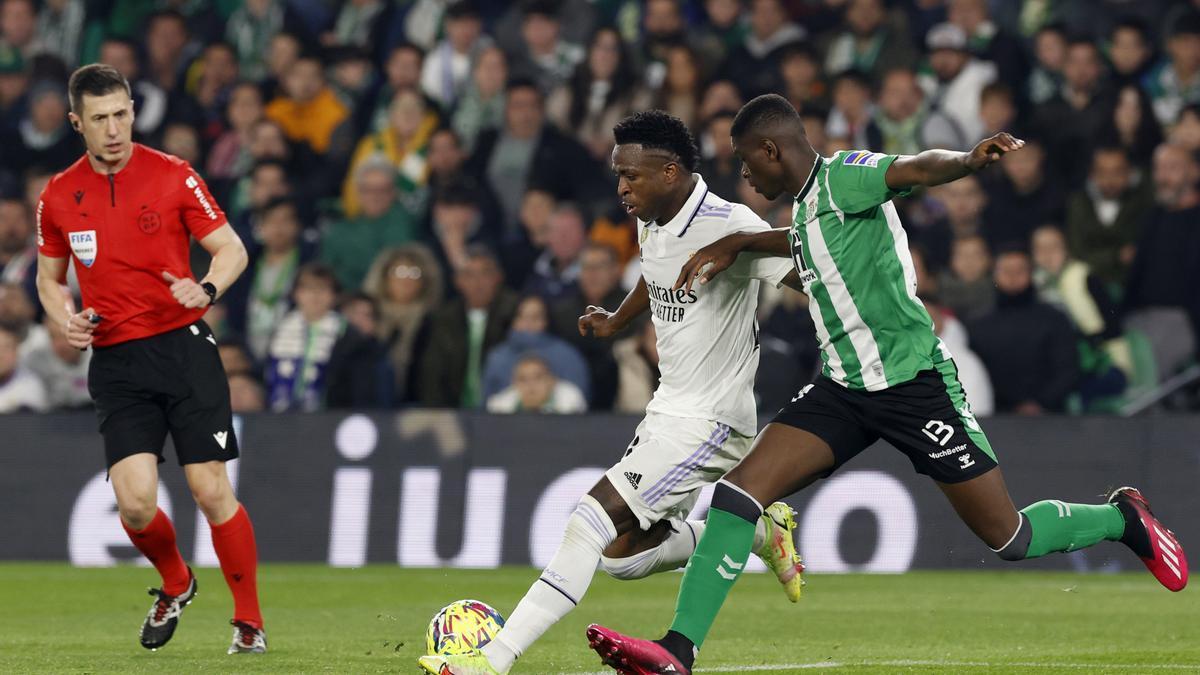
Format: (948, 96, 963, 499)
(425, 599, 506, 656)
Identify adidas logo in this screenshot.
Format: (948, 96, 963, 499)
(624, 471, 642, 490)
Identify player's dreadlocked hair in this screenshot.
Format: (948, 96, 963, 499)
(613, 110, 699, 172)
(730, 94, 804, 140)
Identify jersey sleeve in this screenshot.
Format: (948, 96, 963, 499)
(727, 204, 795, 287)
(826, 150, 911, 214)
(35, 193, 69, 258)
(177, 163, 228, 240)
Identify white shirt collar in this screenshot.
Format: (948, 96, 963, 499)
(650, 174, 709, 236)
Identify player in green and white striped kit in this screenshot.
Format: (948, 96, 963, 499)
(585, 94, 1188, 675)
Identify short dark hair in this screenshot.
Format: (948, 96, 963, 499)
(1172, 11, 1200, 38)
(258, 195, 299, 220)
(445, 1, 481, 20)
(730, 93, 802, 141)
(1111, 16, 1150, 42)
(434, 177, 481, 207)
(295, 262, 340, 294)
(67, 63, 131, 113)
(612, 110, 699, 172)
(505, 75, 542, 96)
(523, 0, 560, 20)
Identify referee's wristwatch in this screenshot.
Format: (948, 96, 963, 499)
(200, 281, 218, 306)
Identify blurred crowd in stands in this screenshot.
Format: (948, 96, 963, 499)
(1, 0, 1200, 416)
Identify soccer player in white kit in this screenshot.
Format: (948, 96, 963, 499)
(418, 112, 807, 675)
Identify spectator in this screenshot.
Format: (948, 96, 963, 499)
(1100, 84, 1163, 171)
(699, 110, 742, 201)
(1169, 103, 1200, 152)
(228, 372, 266, 413)
(264, 263, 386, 411)
(0, 43, 26, 132)
(328, 47, 379, 137)
(866, 67, 963, 156)
(10, 81, 76, 173)
(551, 242, 625, 408)
(486, 353, 587, 413)
(1065, 145, 1153, 286)
(225, 0, 292, 83)
(946, 0, 1025, 86)
(217, 339, 254, 377)
(0, 197, 36, 305)
(508, 0, 584, 94)
(207, 81, 265, 181)
(264, 31, 303, 93)
(0, 280, 34, 349)
(720, 0, 806, 99)
(0, 0, 37, 59)
(322, 0, 392, 51)
(548, 27, 650, 162)
(162, 122, 202, 168)
(265, 56, 352, 157)
(924, 300, 994, 417)
(502, 186, 554, 289)
(1123, 143, 1200, 380)
(696, 0, 748, 67)
(227, 196, 310, 360)
(821, 0, 915, 81)
(928, 173, 987, 241)
(825, 70, 873, 150)
(33, 0, 85, 69)
(483, 293, 589, 401)
(755, 289, 821, 414)
(341, 88, 438, 217)
(525, 203, 585, 302)
(1109, 17, 1155, 87)
(372, 43, 425, 132)
(967, 248, 1080, 415)
(699, 79, 747, 126)
(228, 158, 292, 246)
(1031, 224, 1131, 382)
(918, 23, 995, 146)
(0, 323, 44, 412)
(144, 11, 195, 95)
(652, 44, 704, 131)
(417, 245, 519, 408)
(362, 243, 443, 403)
(976, 82, 1016, 145)
(981, 137, 1064, 252)
(324, 156, 420, 291)
(779, 45, 827, 114)
(450, 45, 507, 153)
(338, 291, 395, 405)
(429, 177, 496, 281)
(1145, 12, 1200, 126)
(1036, 39, 1115, 190)
(612, 319, 657, 413)
(419, 1, 490, 110)
(188, 41, 240, 138)
(20, 313, 90, 409)
(939, 234, 994, 321)
(640, 0, 690, 73)
(465, 77, 603, 238)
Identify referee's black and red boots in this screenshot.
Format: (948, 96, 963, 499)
(140, 568, 197, 650)
(1109, 486, 1189, 591)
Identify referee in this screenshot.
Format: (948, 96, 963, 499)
(35, 64, 266, 654)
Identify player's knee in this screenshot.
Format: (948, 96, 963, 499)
(564, 495, 619, 551)
(118, 497, 157, 530)
(600, 552, 655, 581)
(188, 476, 232, 520)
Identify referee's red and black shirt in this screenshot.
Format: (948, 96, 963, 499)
(36, 144, 227, 347)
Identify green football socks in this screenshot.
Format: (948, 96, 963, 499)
(668, 501, 758, 648)
(1020, 500, 1126, 558)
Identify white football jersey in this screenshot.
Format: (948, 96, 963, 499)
(638, 175, 793, 435)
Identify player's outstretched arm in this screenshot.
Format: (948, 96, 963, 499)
(579, 276, 649, 338)
(674, 228, 791, 293)
(885, 133, 1025, 191)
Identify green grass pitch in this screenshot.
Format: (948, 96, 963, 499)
(0, 564, 1196, 674)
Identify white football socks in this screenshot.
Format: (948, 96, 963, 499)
(483, 495, 616, 673)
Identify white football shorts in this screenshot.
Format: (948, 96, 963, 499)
(605, 412, 753, 530)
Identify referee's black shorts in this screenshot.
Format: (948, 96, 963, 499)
(88, 320, 239, 469)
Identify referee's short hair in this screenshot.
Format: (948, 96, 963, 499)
(68, 63, 131, 114)
(613, 110, 699, 172)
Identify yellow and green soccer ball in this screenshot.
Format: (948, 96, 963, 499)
(426, 599, 506, 656)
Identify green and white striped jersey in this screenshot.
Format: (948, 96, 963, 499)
(788, 150, 945, 391)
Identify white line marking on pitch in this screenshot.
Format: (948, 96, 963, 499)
(567, 659, 1200, 674)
